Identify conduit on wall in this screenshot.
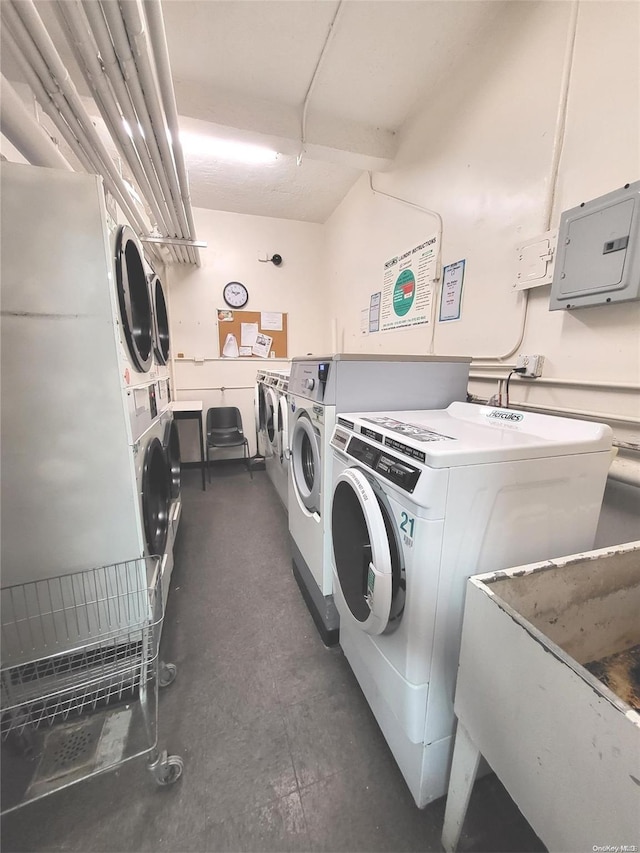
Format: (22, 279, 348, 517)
(0, 0, 200, 266)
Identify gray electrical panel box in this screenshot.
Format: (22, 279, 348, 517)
(549, 181, 640, 310)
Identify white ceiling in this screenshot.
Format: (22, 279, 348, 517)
(1, 0, 512, 224)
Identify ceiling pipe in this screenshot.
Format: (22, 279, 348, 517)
(118, 1, 196, 265)
(97, 1, 190, 264)
(102, 0, 191, 263)
(1, 24, 95, 174)
(1, 2, 159, 261)
(55, 1, 180, 264)
(80, 0, 182, 263)
(0, 73, 72, 170)
(144, 0, 200, 267)
(297, 0, 344, 166)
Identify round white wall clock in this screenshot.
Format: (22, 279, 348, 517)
(223, 281, 249, 308)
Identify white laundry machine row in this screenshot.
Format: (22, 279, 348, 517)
(287, 355, 471, 645)
(263, 369, 290, 510)
(329, 403, 614, 807)
(0, 163, 180, 620)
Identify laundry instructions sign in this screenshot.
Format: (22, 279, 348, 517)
(380, 235, 438, 331)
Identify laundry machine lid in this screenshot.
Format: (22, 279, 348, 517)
(291, 413, 321, 514)
(114, 226, 153, 373)
(331, 468, 395, 635)
(341, 402, 613, 468)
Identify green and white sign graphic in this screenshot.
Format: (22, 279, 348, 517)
(393, 270, 416, 316)
(380, 234, 438, 331)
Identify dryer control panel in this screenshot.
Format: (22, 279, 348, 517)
(347, 436, 421, 493)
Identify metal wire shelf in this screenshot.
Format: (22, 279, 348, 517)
(1, 557, 183, 814)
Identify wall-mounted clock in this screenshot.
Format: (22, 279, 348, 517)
(223, 281, 249, 309)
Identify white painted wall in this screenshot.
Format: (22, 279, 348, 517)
(324, 1, 640, 439)
(167, 206, 327, 460)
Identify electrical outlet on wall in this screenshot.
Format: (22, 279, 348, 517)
(516, 354, 545, 378)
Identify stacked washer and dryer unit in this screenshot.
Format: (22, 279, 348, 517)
(0, 163, 181, 608)
(329, 404, 613, 807)
(286, 355, 472, 645)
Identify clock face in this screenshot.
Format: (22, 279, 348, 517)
(223, 281, 249, 308)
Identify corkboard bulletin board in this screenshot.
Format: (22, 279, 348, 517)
(217, 309, 288, 358)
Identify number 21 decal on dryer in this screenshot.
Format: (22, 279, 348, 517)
(400, 511, 415, 546)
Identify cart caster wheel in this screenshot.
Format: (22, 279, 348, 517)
(159, 662, 177, 688)
(155, 754, 184, 786)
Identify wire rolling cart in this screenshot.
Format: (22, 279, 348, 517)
(0, 557, 183, 814)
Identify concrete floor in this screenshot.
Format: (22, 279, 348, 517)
(1, 465, 545, 852)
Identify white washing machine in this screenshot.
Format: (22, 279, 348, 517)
(329, 403, 614, 807)
(0, 164, 171, 599)
(264, 369, 290, 510)
(287, 355, 471, 645)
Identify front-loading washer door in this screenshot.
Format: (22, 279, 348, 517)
(266, 387, 279, 452)
(114, 225, 153, 372)
(291, 412, 321, 514)
(142, 437, 170, 557)
(278, 394, 289, 464)
(331, 468, 401, 635)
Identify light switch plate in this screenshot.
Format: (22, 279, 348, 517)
(514, 230, 557, 290)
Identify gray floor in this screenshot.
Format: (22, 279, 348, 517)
(2, 466, 545, 853)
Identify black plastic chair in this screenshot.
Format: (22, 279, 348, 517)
(206, 406, 252, 481)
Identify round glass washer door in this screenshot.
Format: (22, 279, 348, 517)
(114, 225, 153, 373)
(331, 467, 402, 635)
(265, 387, 279, 450)
(291, 413, 321, 514)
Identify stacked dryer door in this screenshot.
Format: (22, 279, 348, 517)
(113, 224, 155, 389)
(0, 163, 173, 614)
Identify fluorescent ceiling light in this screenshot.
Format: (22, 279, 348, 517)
(180, 132, 278, 164)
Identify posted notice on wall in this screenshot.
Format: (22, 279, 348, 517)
(252, 332, 273, 358)
(439, 259, 465, 322)
(380, 235, 438, 331)
(369, 292, 381, 333)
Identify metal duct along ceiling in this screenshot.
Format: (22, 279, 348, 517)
(0, 0, 201, 266)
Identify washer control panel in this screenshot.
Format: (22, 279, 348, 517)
(289, 360, 331, 401)
(347, 436, 421, 493)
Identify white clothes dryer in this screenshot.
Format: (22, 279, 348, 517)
(329, 403, 613, 807)
(287, 355, 471, 645)
(0, 164, 171, 596)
